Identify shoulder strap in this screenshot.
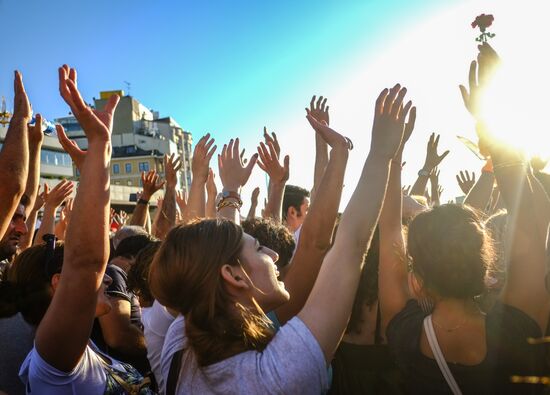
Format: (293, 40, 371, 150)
(423, 315, 463, 395)
(166, 349, 184, 395)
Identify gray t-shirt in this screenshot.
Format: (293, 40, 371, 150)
(160, 315, 328, 394)
(0, 314, 35, 395)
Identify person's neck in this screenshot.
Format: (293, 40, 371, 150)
(432, 297, 484, 320)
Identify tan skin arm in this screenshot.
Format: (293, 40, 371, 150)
(299, 85, 413, 361)
(182, 134, 216, 223)
(275, 113, 349, 325)
(0, 72, 31, 240)
(205, 168, 218, 219)
(410, 133, 449, 197)
(154, 154, 181, 239)
(308, 96, 330, 202)
(378, 106, 417, 331)
(97, 297, 147, 356)
(24, 117, 44, 217)
(35, 65, 119, 372)
(217, 138, 258, 225)
(130, 170, 164, 228)
(246, 187, 260, 220)
(34, 180, 74, 246)
(257, 137, 289, 223)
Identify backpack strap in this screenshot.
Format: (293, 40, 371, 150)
(423, 315, 463, 395)
(166, 349, 184, 395)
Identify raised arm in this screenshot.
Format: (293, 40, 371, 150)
(378, 102, 416, 331)
(205, 168, 218, 218)
(463, 165, 494, 212)
(23, 116, 44, 216)
(274, 111, 349, 325)
(19, 185, 45, 250)
(410, 133, 449, 197)
(247, 187, 260, 220)
(182, 134, 216, 223)
(308, 96, 330, 201)
(35, 65, 120, 371)
(298, 85, 412, 361)
(154, 154, 181, 239)
(0, 72, 31, 239)
(217, 138, 257, 225)
(257, 134, 289, 223)
(429, 167, 441, 207)
(130, 170, 164, 228)
(456, 170, 476, 196)
(34, 180, 74, 245)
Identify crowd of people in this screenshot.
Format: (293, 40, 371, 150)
(0, 41, 549, 395)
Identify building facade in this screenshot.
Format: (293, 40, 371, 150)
(56, 90, 193, 207)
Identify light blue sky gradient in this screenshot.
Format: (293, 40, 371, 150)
(0, 0, 453, 144)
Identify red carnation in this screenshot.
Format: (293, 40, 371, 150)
(471, 14, 496, 43)
(471, 14, 494, 32)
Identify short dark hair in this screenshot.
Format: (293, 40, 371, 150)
(241, 218, 295, 269)
(282, 185, 310, 221)
(114, 234, 156, 259)
(127, 241, 162, 306)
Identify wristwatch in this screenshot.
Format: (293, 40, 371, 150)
(418, 169, 430, 177)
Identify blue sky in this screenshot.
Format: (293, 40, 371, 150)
(0, 0, 450, 141)
(8, 0, 525, 206)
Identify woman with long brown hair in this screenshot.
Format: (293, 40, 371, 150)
(147, 85, 414, 394)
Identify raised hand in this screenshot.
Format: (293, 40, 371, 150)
(395, 107, 417, 158)
(57, 126, 86, 170)
(58, 65, 119, 143)
(459, 43, 500, 120)
(164, 154, 182, 189)
(44, 180, 74, 210)
(263, 127, 281, 158)
(32, 185, 47, 212)
(306, 111, 351, 151)
(370, 84, 412, 161)
(308, 95, 329, 125)
(421, 133, 449, 172)
(12, 71, 32, 122)
(430, 167, 440, 185)
(218, 138, 258, 191)
(257, 141, 289, 185)
(28, 113, 44, 145)
(176, 189, 188, 214)
(206, 168, 217, 197)
(456, 170, 476, 195)
(192, 134, 216, 182)
(141, 170, 165, 201)
(251, 187, 260, 206)
(59, 198, 74, 226)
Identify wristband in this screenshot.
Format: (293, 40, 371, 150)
(137, 198, 150, 205)
(221, 190, 242, 206)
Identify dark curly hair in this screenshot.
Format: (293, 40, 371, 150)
(241, 218, 295, 269)
(0, 242, 65, 326)
(127, 240, 162, 307)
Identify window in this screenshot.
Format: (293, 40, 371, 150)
(138, 162, 149, 172)
(40, 149, 72, 168)
(125, 163, 132, 173)
(113, 164, 120, 174)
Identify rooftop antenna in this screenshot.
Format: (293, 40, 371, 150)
(124, 81, 131, 97)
